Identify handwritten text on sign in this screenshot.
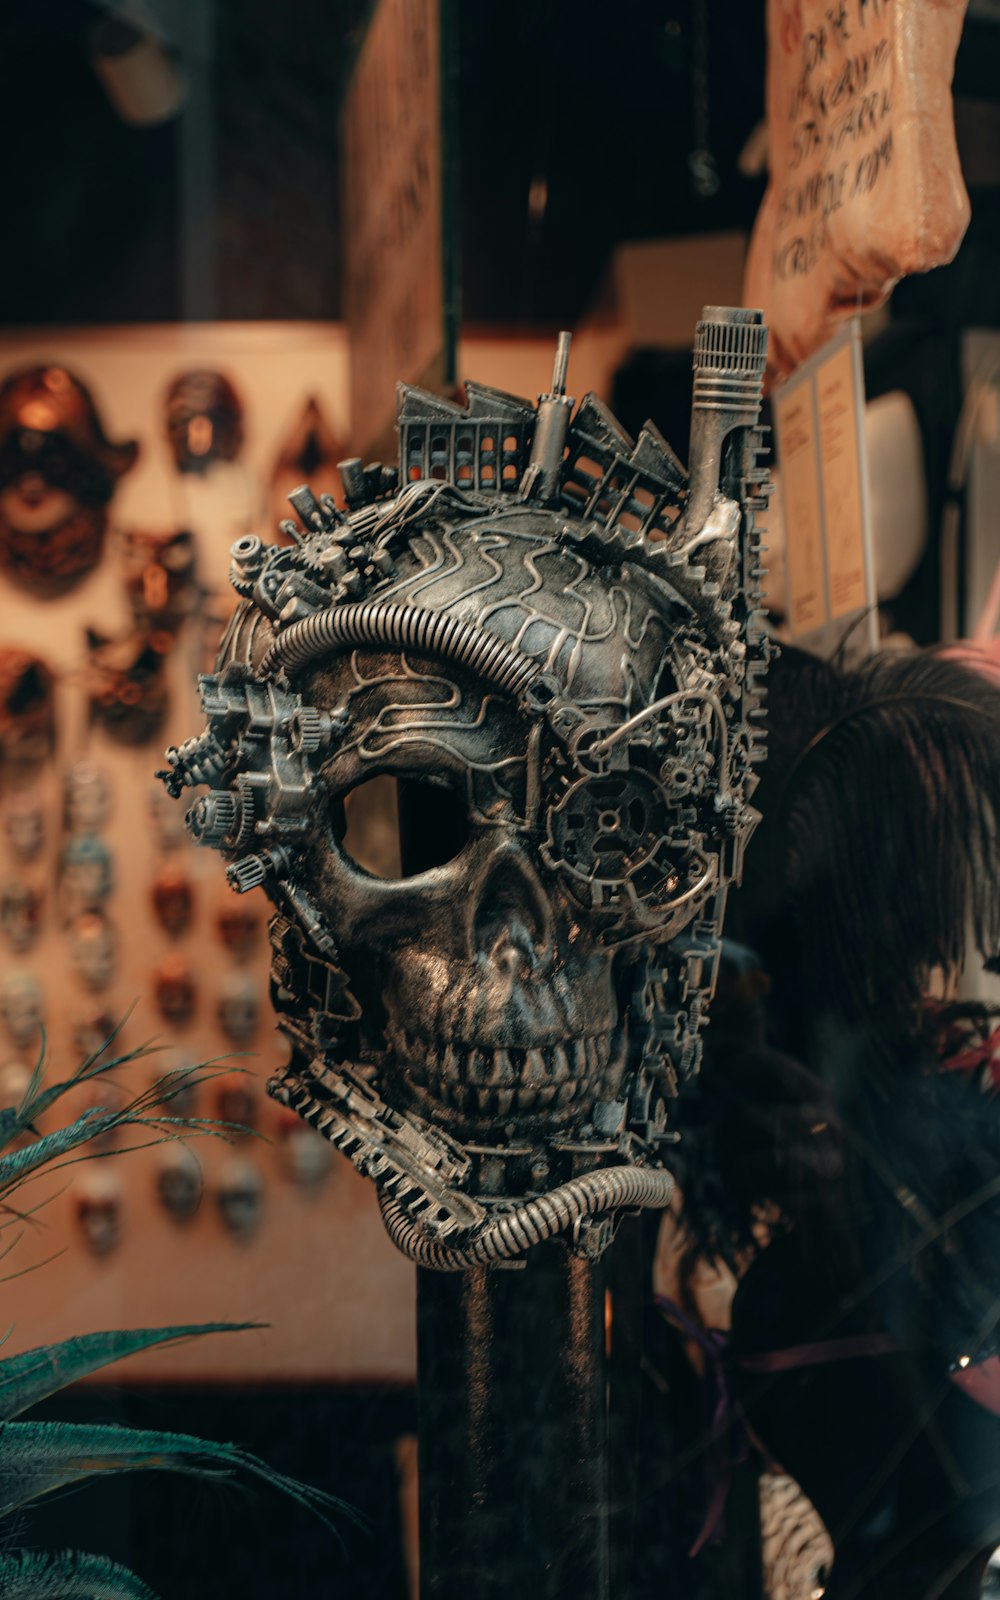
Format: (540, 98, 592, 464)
(775, 0, 895, 286)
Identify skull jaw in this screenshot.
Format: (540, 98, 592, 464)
(383, 1019, 631, 1144)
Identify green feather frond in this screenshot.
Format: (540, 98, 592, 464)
(0, 1067, 259, 1204)
(0, 1420, 355, 1533)
(0, 1549, 159, 1600)
(0, 1324, 261, 1422)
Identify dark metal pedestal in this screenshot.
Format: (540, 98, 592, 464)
(417, 1241, 611, 1600)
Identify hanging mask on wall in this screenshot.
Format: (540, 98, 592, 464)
(154, 1058, 199, 1117)
(149, 781, 187, 851)
(64, 760, 111, 835)
(154, 955, 196, 1027)
(0, 971, 43, 1051)
(215, 897, 261, 961)
(151, 862, 194, 937)
(216, 974, 260, 1044)
(156, 1143, 202, 1221)
(121, 528, 197, 633)
(3, 792, 45, 863)
(75, 1172, 123, 1256)
(214, 1075, 258, 1134)
(215, 1157, 264, 1240)
(60, 833, 113, 918)
(164, 370, 244, 475)
(0, 651, 56, 771)
(1, 880, 42, 952)
(274, 1106, 332, 1189)
(85, 627, 169, 746)
(270, 397, 344, 543)
(71, 1007, 117, 1062)
(0, 365, 138, 596)
(69, 910, 116, 991)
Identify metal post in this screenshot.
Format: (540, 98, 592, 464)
(416, 1242, 610, 1600)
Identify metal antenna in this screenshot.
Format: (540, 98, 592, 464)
(550, 331, 572, 398)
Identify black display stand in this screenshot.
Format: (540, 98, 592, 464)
(417, 1242, 611, 1600)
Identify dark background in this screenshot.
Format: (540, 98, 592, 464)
(0, 0, 771, 327)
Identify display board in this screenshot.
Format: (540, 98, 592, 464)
(772, 319, 877, 661)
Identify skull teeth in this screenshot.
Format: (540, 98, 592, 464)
(397, 1032, 618, 1124)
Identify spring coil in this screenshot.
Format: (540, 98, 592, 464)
(378, 1162, 675, 1271)
(259, 601, 542, 699)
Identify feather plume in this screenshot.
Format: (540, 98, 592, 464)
(0, 1027, 354, 1592)
(0, 1324, 259, 1421)
(0, 1420, 350, 1529)
(0, 1550, 159, 1600)
(743, 646, 1000, 1049)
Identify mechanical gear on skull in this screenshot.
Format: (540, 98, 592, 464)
(159, 307, 772, 1269)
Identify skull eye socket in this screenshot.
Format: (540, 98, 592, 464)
(334, 775, 472, 880)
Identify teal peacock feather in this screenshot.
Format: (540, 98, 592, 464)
(0, 1018, 351, 1598)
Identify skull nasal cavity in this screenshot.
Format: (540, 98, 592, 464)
(472, 856, 552, 968)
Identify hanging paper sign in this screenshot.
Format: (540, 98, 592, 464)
(341, 0, 457, 458)
(746, 0, 970, 375)
(773, 319, 877, 658)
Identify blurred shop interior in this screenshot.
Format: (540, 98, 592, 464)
(1, 1, 1000, 1597)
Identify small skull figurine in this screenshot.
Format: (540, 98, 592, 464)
(75, 1172, 123, 1256)
(156, 1143, 202, 1221)
(161, 309, 772, 1269)
(215, 1157, 264, 1240)
(3, 793, 45, 862)
(217, 974, 260, 1044)
(60, 834, 113, 918)
(64, 760, 111, 834)
(275, 1106, 333, 1188)
(69, 910, 116, 991)
(1, 880, 42, 952)
(151, 862, 194, 937)
(215, 897, 261, 961)
(154, 955, 196, 1027)
(0, 971, 43, 1050)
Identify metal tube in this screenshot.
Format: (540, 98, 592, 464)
(685, 306, 768, 533)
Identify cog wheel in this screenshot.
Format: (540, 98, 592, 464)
(543, 769, 686, 917)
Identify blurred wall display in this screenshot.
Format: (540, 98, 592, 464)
(0, 322, 414, 1384)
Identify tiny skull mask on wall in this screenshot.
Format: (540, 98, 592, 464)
(69, 910, 116, 991)
(215, 1157, 264, 1240)
(154, 955, 196, 1027)
(162, 311, 772, 1269)
(151, 862, 194, 937)
(216, 974, 260, 1045)
(3, 793, 45, 862)
(75, 1173, 123, 1256)
(64, 761, 111, 835)
(0, 971, 43, 1051)
(156, 1143, 203, 1221)
(1, 880, 42, 952)
(60, 834, 113, 919)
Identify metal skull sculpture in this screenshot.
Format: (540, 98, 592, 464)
(161, 308, 770, 1268)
